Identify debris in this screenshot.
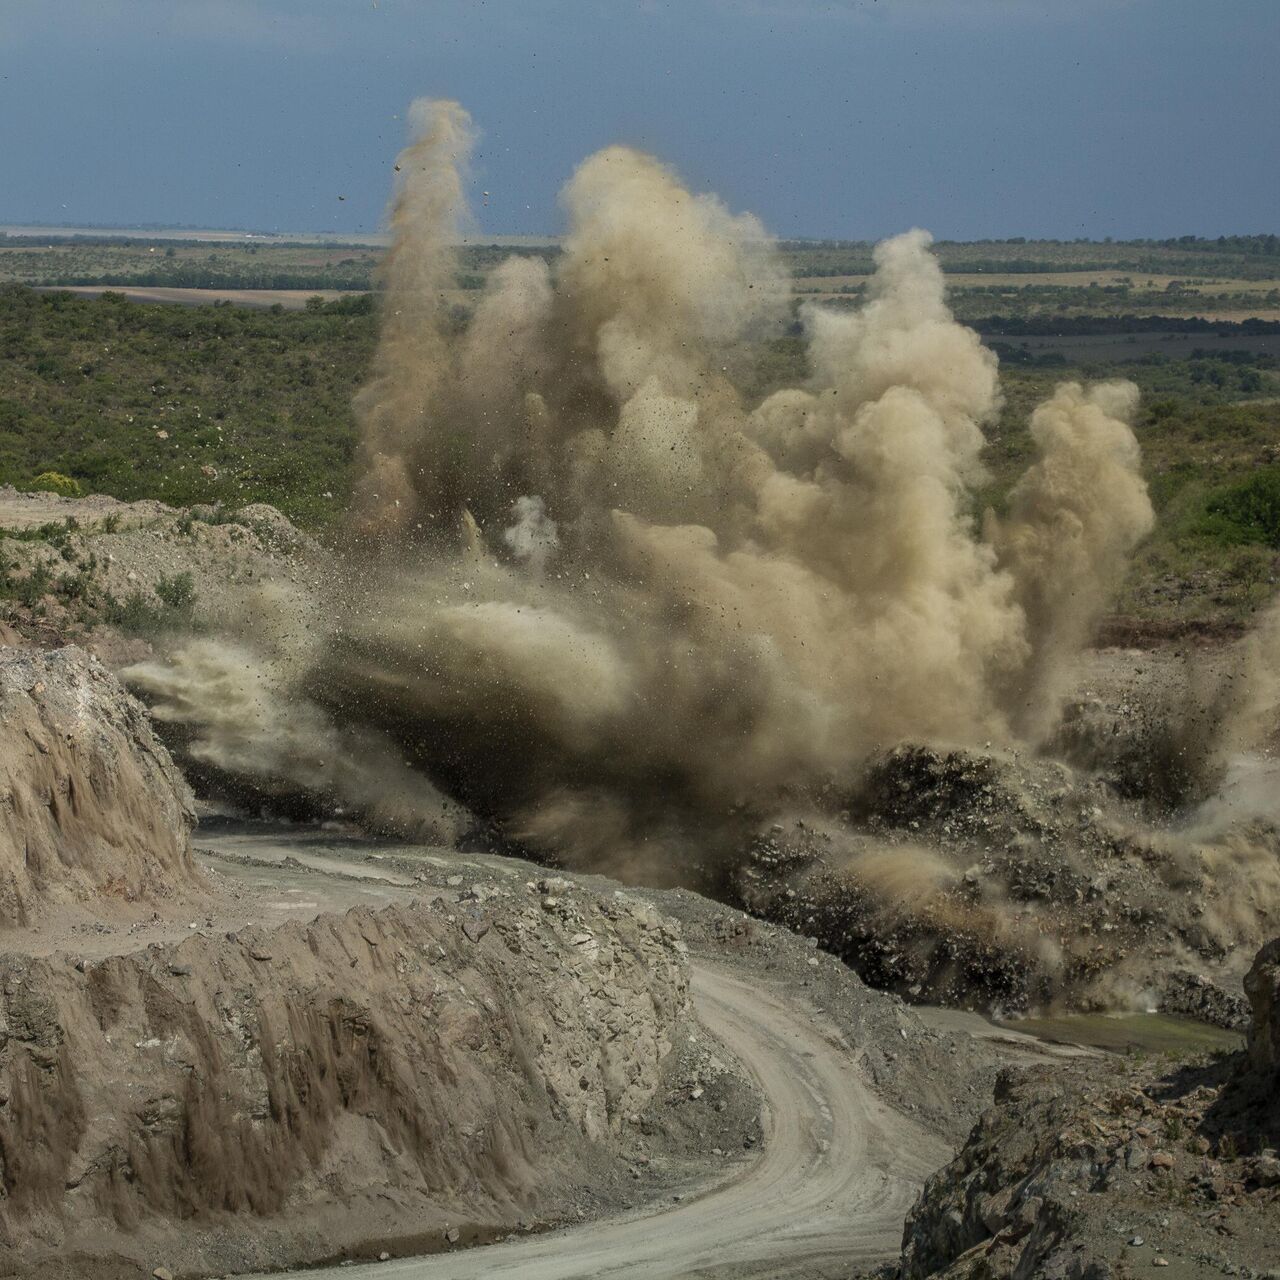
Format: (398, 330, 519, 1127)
(462, 916, 490, 943)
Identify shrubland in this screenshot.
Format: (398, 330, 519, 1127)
(2, 283, 1278, 629)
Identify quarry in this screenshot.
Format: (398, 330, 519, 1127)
(2, 65, 1279, 1280)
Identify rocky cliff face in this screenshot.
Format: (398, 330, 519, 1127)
(0, 646, 198, 926)
(1244, 936, 1279, 1075)
(895, 937, 1280, 1280)
(0, 885, 688, 1276)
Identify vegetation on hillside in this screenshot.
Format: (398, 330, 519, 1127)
(0, 285, 373, 527)
(2, 282, 1278, 626)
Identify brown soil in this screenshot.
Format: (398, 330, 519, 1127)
(0, 646, 200, 926)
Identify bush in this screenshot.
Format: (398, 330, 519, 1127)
(1197, 466, 1280, 548)
(28, 471, 82, 497)
(154, 571, 196, 611)
(104, 575, 197, 635)
(104, 590, 166, 633)
(0, 559, 53, 607)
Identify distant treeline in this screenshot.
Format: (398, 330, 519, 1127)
(0, 233, 377, 251)
(781, 234, 1280, 254)
(974, 313, 1280, 336)
(39, 269, 373, 291)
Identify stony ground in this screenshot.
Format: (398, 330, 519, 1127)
(736, 709, 1280, 1018)
(891, 938, 1280, 1280)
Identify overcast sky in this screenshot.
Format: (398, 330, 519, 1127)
(2, 0, 1277, 240)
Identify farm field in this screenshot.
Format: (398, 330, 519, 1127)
(8, 233, 1280, 328)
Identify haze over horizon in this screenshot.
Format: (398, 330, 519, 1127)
(2, 0, 1278, 241)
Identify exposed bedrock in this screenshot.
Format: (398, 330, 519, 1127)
(1244, 935, 1280, 1075)
(895, 936, 1280, 1280)
(0, 887, 688, 1274)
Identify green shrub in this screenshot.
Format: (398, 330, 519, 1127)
(154, 570, 196, 611)
(104, 590, 165, 633)
(0, 559, 53, 607)
(29, 471, 82, 497)
(1196, 466, 1280, 548)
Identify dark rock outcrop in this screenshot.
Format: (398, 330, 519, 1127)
(896, 937, 1280, 1280)
(1244, 936, 1280, 1074)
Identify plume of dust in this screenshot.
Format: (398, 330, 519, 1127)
(122, 585, 462, 841)
(989, 380, 1155, 739)
(349, 98, 475, 541)
(1213, 599, 1280, 763)
(1182, 599, 1280, 830)
(128, 97, 1165, 887)
(503, 496, 559, 573)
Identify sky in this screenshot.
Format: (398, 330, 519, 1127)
(1, 0, 1277, 241)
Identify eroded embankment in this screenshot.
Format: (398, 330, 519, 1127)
(0, 886, 688, 1276)
(0, 645, 199, 926)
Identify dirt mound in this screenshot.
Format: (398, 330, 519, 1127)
(0, 496, 314, 658)
(0, 484, 175, 533)
(737, 745, 1279, 1012)
(0, 646, 198, 926)
(0, 885, 689, 1276)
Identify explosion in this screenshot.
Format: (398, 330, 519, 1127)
(124, 99, 1280, 1007)
(126, 98, 1168, 885)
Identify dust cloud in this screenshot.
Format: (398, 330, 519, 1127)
(124, 99, 1273, 901)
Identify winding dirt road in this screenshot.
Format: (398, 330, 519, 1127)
(250, 960, 947, 1280)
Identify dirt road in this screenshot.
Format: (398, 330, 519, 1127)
(243, 960, 947, 1280)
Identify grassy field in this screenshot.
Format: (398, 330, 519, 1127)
(0, 234, 551, 293)
(781, 234, 1280, 281)
(2, 282, 1278, 629)
(797, 278, 1280, 325)
(0, 237, 382, 291)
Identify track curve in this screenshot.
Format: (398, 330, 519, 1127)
(256, 961, 947, 1280)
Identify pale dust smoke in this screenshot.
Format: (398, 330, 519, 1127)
(350, 98, 475, 541)
(503, 495, 559, 573)
(990, 379, 1156, 738)
(130, 98, 1172, 888)
(1179, 599, 1280, 828)
(1214, 599, 1280, 763)
(123, 585, 463, 841)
